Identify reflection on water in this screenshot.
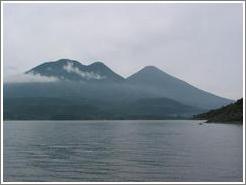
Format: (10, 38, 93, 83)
(3, 120, 243, 182)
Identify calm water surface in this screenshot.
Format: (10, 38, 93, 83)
(3, 120, 243, 182)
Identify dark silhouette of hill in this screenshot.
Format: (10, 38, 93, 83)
(194, 98, 243, 123)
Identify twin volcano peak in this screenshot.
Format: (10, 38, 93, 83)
(48, 59, 105, 68)
(26, 59, 124, 82)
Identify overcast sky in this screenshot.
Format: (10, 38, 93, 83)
(3, 3, 244, 99)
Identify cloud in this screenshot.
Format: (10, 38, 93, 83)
(4, 73, 58, 83)
(2, 3, 243, 99)
(63, 62, 105, 80)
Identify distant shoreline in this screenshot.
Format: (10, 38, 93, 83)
(3, 119, 243, 125)
(3, 118, 201, 120)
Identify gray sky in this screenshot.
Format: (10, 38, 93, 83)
(3, 3, 244, 100)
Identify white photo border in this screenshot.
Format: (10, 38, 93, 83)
(1, 1, 245, 184)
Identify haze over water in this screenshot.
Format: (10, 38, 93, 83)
(3, 120, 243, 182)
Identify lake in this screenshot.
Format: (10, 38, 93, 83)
(3, 120, 243, 182)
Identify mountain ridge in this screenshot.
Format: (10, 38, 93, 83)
(3, 58, 234, 120)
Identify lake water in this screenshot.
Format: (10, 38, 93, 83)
(3, 120, 243, 182)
